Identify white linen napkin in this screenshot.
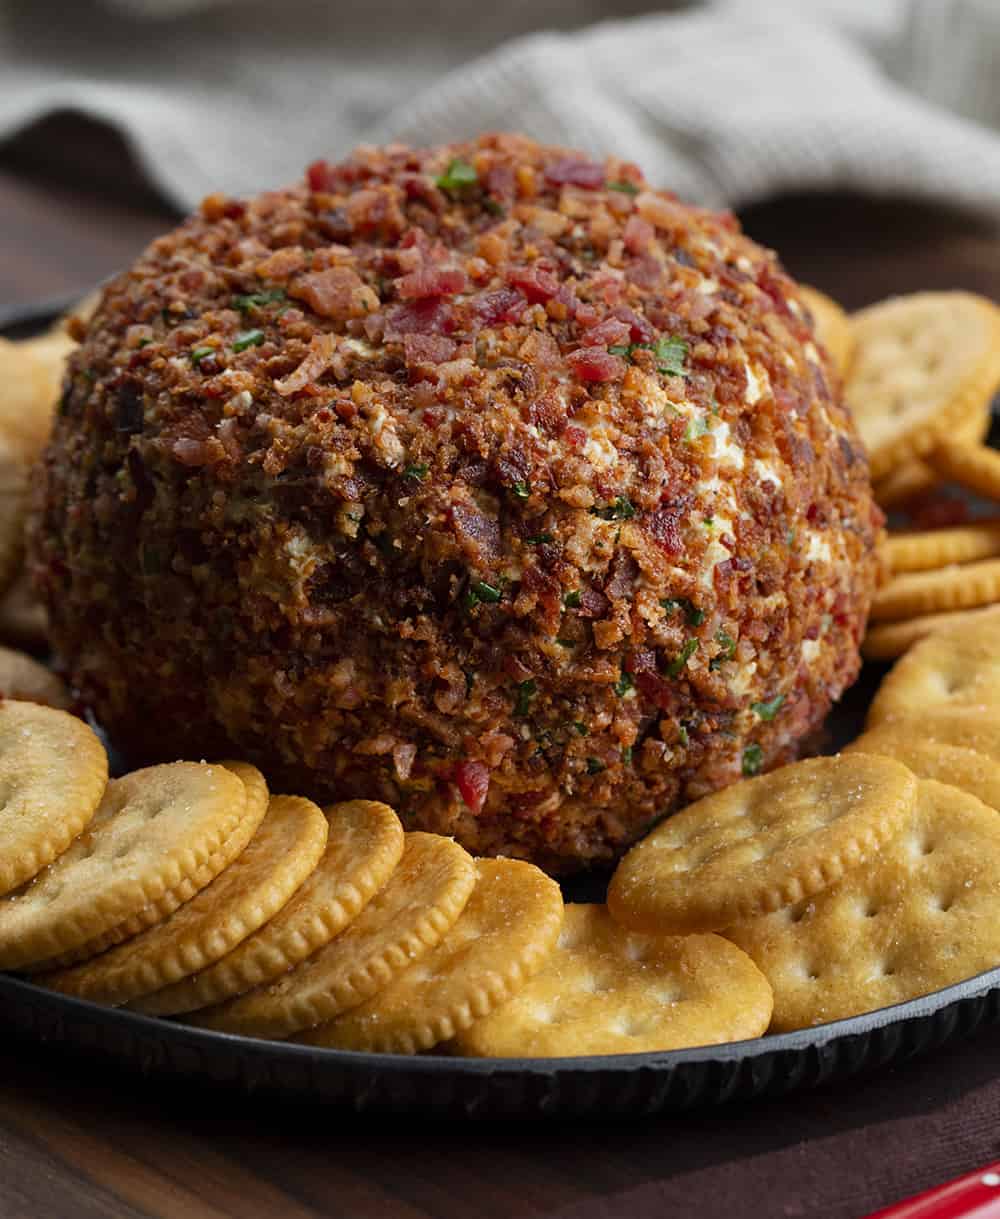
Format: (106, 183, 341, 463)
(1, 0, 999, 215)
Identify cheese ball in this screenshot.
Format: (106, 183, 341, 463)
(31, 134, 882, 874)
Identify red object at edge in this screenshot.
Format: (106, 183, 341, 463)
(864, 1163, 1000, 1218)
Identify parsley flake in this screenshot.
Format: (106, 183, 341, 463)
(653, 335, 688, 376)
(190, 346, 215, 365)
(589, 496, 635, 522)
(607, 180, 639, 195)
(514, 679, 537, 717)
(436, 158, 478, 193)
(622, 746, 633, 765)
(710, 630, 737, 670)
(233, 289, 286, 313)
(563, 590, 582, 609)
(660, 598, 706, 627)
(574, 721, 589, 736)
(404, 463, 428, 480)
(665, 638, 698, 678)
(586, 757, 606, 775)
(464, 579, 503, 610)
(613, 671, 634, 697)
(232, 328, 265, 353)
(511, 481, 531, 500)
(526, 533, 554, 545)
(742, 744, 764, 777)
(751, 694, 786, 721)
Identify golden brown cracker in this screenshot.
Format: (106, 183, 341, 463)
(867, 605, 1000, 723)
(0, 700, 107, 897)
(727, 780, 1000, 1030)
(929, 441, 1000, 502)
(299, 858, 565, 1054)
(0, 761, 252, 970)
(134, 800, 403, 1016)
(885, 522, 1000, 574)
(845, 735, 1000, 812)
(869, 557, 1000, 622)
(607, 754, 918, 935)
(455, 904, 771, 1057)
(874, 460, 939, 512)
(0, 646, 70, 709)
(799, 285, 854, 378)
(43, 795, 328, 1006)
(845, 292, 1000, 482)
(0, 572, 48, 651)
(188, 832, 476, 1040)
(863, 607, 995, 662)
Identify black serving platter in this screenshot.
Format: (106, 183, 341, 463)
(2, 301, 999, 1117)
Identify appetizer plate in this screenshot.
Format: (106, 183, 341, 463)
(2, 303, 1000, 1117)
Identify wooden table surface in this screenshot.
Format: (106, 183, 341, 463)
(3, 123, 1000, 1219)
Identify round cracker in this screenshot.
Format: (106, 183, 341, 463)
(188, 832, 476, 1040)
(845, 735, 1000, 812)
(867, 605, 1000, 723)
(299, 858, 564, 1054)
(929, 441, 1000, 503)
(21, 760, 271, 973)
(607, 754, 918, 935)
(727, 780, 1000, 1030)
(799, 285, 854, 378)
(43, 795, 328, 1006)
(0, 701, 108, 897)
(870, 557, 1000, 622)
(885, 522, 1000, 575)
(874, 460, 939, 512)
(0, 336, 62, 462)
(863, 606, 998, 662)
(860, 709, 1000, 765)
(0, 761, 252, 970)
(0, 436, 29, 602)
(455, 904, 771, 1058)
(133, 800, 403, 1016)
(0, 646, 70, 709)
(845, 292, 1000, 482)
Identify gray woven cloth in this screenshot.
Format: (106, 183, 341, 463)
(2, 0, 1000, 214)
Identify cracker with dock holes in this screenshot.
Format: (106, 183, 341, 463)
(845, 735, 1000, 813)
(727, 780, 1000, 1030)
(455, 904, 771, 1058)
(134, 800, 404, 1016)
(0, 700, 107, 897)
(867, 606, 1000, 724)
(845, 292, 1000, 483)
(188, 832, 476, 1040)
(43, 795, 328, 1006)
(0, 761, 254, 971)
(23, 761, 270, 972)
(607, 754, 918, 935)
(298, 858, 564, 1055)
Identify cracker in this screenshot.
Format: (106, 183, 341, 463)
(867, 605, 1000, 723)
(299, 858, 564, 1054)
(43, 795, 328, 1006)
(863, 607, 996, 662)
(0, 760, 252, 970)
(870, 557, 1000, 622)
(885, 522, 1000, 574)
(929, 441, 1000, 503)
(0, 572, 48, 651)
(845, 735, 1000, 812)
(845, 292, 1000, 482)
(454, 904, 771, 1057)
(0, 436, 29, 601)
(0, 646, 70, 709)
(188, 832, 476, 1040)
(21, 760, 270, 972)
(0, 701, 108, 897)
(607, 754, 918, 935)
(727, 780, 1000, 1030)
(874, 460, 939, 511)
(0, 336, 61, 462)
(799, 285, 854, 378)
(133, 800, 403, 1016)
(858, 709, 1000, 765)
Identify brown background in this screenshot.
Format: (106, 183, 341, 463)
(2, 114, 1000, 1219)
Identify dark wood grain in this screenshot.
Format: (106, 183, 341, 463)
(2, 123, 1000, 1219)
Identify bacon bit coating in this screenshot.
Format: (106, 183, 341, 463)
(30, 134, 882, 874)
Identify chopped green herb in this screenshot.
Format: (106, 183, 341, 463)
(511, 481, 531, 500)
(514, 679, 537, 717)
(586, 757, 606, 775)
(436, 158, 478, 193)
(652, 335, 688, 377)
(574, 721, 589, 736)
(233, 288, 286, 313)
(590, 496, 636, 522)
(704, 516, 715, 529)
(563, 590, 582, 609)
(483, 198, 505, 217)
(660, 597, 704, 627)
(666, 638, 698, 678)
(752, 694, 786, 721)
(464, 579, 503, 610)
(608, 180, 639, 195)
(555, 637, 575, 648)
(404, 463, 428, 480)
(613, 671, 634, 697)
(464, 671, 475, 696)
(607, 344, 633, 357)
(742, 744, 764, 777)
(786, 527, 797, 546)
(622, 746, 633, 765)
(710, 629, 737, 670)
(232, 328, 265, 353)
(684, 414, 710, 443)
(136, 338, 152, 349)
(190, 346, 215, 365)
(677, 724, 690, 747)
(526, 533, 554, 545)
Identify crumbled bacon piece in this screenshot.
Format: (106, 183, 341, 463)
(453, 760, 490, 813)
(507, 264, 560, 303)
(565, 347, 626, 382)
(396, 266, 467, 300)
(544, 158, 605, 189)
(274, 333, 337, 396)
(291, 268, 378, 320)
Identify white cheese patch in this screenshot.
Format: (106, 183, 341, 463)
(343, 338, 376, 358)
(699, 515, 734, 589)
(805, 532, 831, 564)
(729, 660, 757, 699)
(801, 639, 822, 662)
(363, 402, 405, 468)
(697, 277, 719, 295)
(754, 458, 782, 488)
(713, 420, 745, 470)
(583, 430, 619, 471)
